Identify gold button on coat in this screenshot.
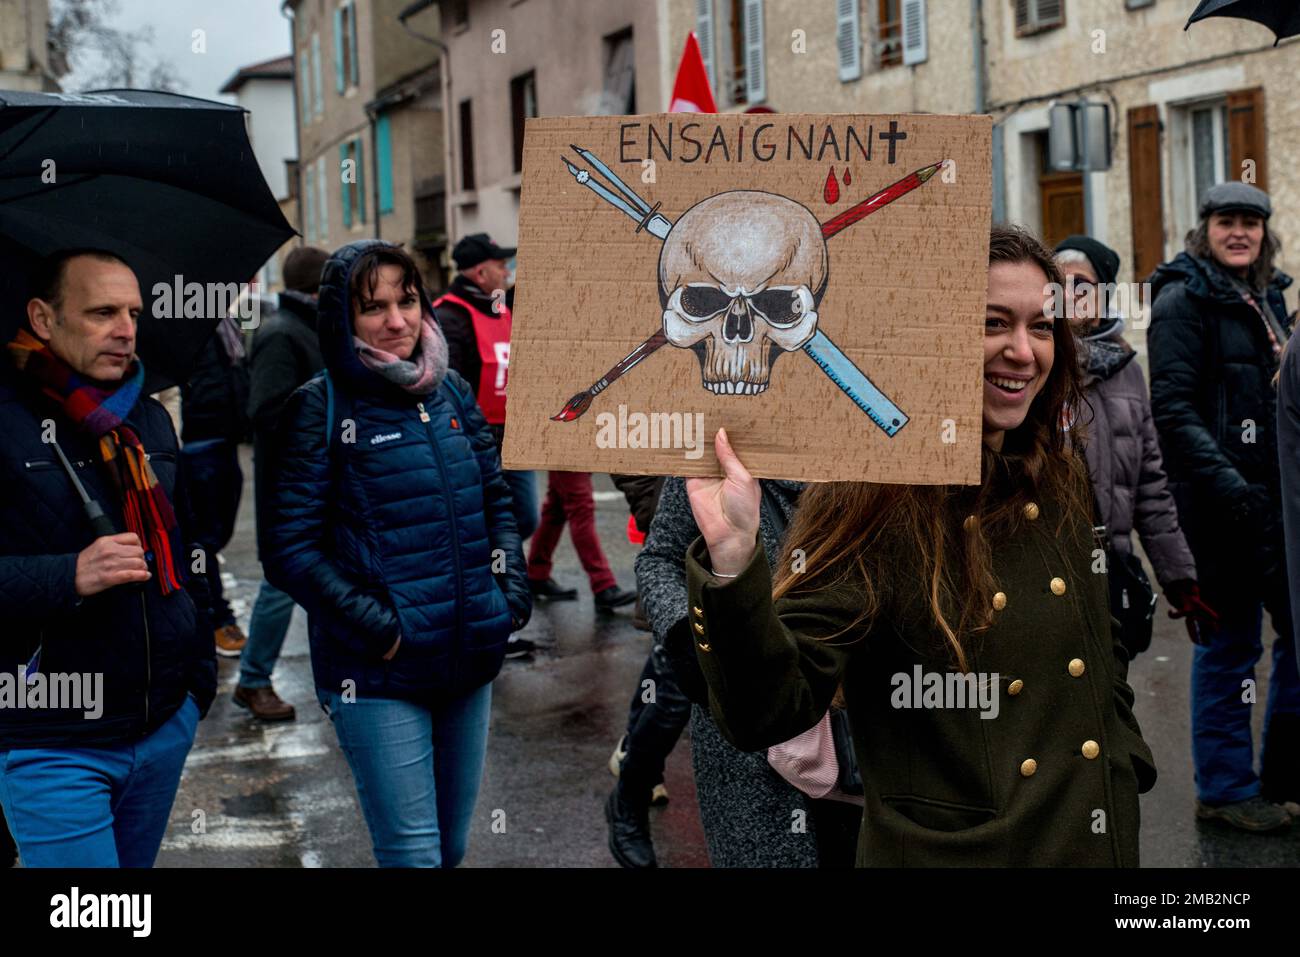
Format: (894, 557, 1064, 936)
(692, 605, 704, 618)
(992, 591, 1008, 611)
(1082, 740, 1100, 760)
(697, 641, 711, 652)
(1007, 679, 1024, 696)
(963, 514, 977, 532)
(692, 622, 704, 635)
(1050, 577, 1067, 596)
(1020, 758, 1037, 777)
(1024, 502, 1040, 520)
(1068, 658, 1085, 677)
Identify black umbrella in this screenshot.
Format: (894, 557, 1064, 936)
(1186, 0, 1300, 44)
(0, 88, 297, 392)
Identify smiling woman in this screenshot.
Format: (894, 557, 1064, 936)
(679, 224, 1158, 867)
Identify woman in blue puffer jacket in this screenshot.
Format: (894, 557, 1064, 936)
(265, 240, 531, 867)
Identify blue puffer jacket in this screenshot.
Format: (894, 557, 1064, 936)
(264, 240, 530, 700)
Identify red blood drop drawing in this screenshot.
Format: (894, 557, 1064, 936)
(823, 165, 839, 204)
(843, 168, 852, 186)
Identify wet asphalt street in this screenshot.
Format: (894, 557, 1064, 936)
(157, 447, 1300, 868)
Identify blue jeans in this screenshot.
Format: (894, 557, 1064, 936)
(503, 469, 538, 542)
(317, 684, 492, 867)
(0, 697, 199, 867)
(240, 579, 296, 688)
(1191, 593, 1300, 805)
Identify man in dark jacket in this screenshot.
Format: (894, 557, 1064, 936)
(1148, 183, 1300, 831)
(434, 234, 541, 655)
(181, 308, 251, 657)
(0, 250, 216, 866)
(233, 246, 329, 721)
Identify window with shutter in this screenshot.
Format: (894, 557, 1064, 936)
(311, 33, 323, 118)
(304, 163, 316, 242)
(877, 0, 902, 68)
(334, 8, 345, 93)
(298, 49, 310, 120)
(317, 155, 329, 240)
(695, 0, 716, 92)
(1015, 0, 1065, 36)
(1127, 104, 1164, 281)
(1227, 87, 1267, 191)
(510, 72, 537, 173)
(459, 99, 475, 192)
(902, 0, 927, 65)
(837, 0, 862, 82)
(743, 0, 766, 104)
(347, 3, 359, 88)
(355, 137, 365, 225)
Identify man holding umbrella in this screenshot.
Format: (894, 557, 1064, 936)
(0, 249, 216, 867)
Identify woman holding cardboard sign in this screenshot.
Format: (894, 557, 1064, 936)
(683, 225, 1155, 866)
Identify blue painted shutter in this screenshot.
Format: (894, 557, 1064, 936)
(340, 142, 352, 227)
(348, 6, 359, 88)
(376, 114, 394, 214)
(355, 137, 365, 224)
(333, 8, 345, 92)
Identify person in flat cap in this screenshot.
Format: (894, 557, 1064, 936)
(1147, 182, 1300, 833)
(1054, 236, 1209, 672)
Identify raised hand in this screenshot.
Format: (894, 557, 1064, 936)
(685, 428, 761, 576)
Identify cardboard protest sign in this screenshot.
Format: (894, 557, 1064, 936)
(502, 113, 992, 484)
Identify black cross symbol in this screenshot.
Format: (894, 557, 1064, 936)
(879, 121, 907, 164)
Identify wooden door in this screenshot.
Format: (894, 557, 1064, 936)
(1040, 171, 1084, 249)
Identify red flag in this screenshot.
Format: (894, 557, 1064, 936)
(668, 32, 717, 113)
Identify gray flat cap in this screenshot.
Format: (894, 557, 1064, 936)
(1200, 182, 1271, 220)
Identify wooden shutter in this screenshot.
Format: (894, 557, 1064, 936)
(836, 0, 862, 81)
(1128, 104, 1164, 281)
(902, 0, 927, 65)
(743, 0, 766, 104)
(695, 0, 716, 92)
(1227, 87, 1267, 190)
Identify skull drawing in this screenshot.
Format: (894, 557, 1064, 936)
(658, 190, 828, 395)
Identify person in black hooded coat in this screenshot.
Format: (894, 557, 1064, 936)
(1147, 182, 1300, 831)
(265, 241, 531, 867)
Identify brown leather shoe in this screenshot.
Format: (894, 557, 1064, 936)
(214, 623, 248, 658)
(233, 684, 296, 721)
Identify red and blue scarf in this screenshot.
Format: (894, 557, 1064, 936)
(8, 328, 186, 595)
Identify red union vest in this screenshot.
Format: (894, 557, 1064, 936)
(433, 292, 511, 425)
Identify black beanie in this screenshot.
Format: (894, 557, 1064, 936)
(1054, 235, 1120, 287)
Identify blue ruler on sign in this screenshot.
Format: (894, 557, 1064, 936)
(803, 331, 908, 436)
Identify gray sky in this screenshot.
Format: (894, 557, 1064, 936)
(63, 0, 292, 102)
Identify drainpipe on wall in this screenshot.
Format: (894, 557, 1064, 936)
(282, 1, 303, 242)
(971, 0, 1005, 224)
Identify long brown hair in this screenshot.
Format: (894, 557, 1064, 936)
(771, 225, 1090, 672)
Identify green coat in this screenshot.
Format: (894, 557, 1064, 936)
(686, 495, 1156, 867)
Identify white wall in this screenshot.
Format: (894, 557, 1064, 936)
(234, 77, 296, 202)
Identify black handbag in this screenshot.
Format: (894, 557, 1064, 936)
(1092, 488, 1157, 657)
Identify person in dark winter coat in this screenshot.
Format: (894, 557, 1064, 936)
(235, 245, 330, 722)
(181, 310, 252, 658)
(1053, 237, 1211, 652)
(265, 241, 531, 867)
(1280, 340, 1300, 666)
(0, 250, 215, 867)
(1148, 182, 1299, 832)
(433, 234, 536, 541)
(630, 476, 859, 868)
(684, 226, 1154, 867)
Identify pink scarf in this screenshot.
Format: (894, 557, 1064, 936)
(353, 312, 449, 394)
